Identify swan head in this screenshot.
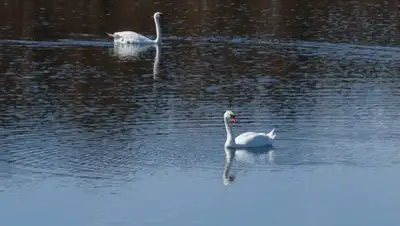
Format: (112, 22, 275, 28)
(153, 12, 162, 19)
(224, 110, 236, 123)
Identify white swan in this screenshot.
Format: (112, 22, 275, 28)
(107, 12, 162, 44)
(223, 110, 276, 148)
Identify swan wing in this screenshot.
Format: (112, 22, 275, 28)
(235, 132, 274, 147)
(235, 132, 264, 143)
(235, 132, 258, 140)
(108, 31, 153, 44)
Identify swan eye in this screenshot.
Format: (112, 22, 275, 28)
(230, 114, 235, 118)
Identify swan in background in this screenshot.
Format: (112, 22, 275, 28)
(223, 110, 276, 148)
(107, 12, 162, 44)
(223, 147, 275, 185)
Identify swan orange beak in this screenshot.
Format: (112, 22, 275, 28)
(231, 116, 236, 123)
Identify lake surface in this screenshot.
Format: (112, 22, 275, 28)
(1, 0, 400, 225)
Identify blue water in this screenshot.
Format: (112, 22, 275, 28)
(1, 0, 400, 225)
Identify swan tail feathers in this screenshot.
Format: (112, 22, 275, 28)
(106, 32, 115, 37)
(266, 128, 276, 139)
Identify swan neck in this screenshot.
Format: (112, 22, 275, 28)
(154, 16, 162, 44)
(224, 119, 235, 147)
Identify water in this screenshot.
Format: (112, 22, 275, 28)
(1, 0, 400, 225)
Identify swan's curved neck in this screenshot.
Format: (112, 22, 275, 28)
(224, 118, 235, 147)
(153, 17, 162, 44)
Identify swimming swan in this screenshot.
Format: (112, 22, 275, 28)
(107, 12, 162, 44)
(223, 110, 276, 148)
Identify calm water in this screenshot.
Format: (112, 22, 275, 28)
(1, 0, 400, 225)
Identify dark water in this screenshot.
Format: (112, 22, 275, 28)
(1, 0, 400, 225)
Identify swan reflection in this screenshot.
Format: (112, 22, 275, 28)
(223, 147, 236, 186)
(235, 146, 275, 164)
(110, 43, 160, 78)
(111, 43, 153, 59)
(223, 146, 275, 186)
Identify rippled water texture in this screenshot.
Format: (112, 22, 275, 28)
(1, 0, 400, 226)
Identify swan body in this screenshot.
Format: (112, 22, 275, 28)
(107, 12, 162, 44)
(223, 110, 276, 148)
